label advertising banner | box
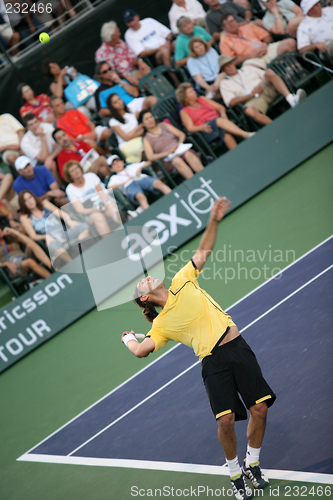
[0,273,95,373]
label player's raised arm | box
[192,197,231,272]
[121,331,155,358]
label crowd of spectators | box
[0,0,332,292]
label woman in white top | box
[187,38,225,99]
[107,93,144,163]
[63,161,120,238]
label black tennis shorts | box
[202,335,276,421]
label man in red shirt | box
[52,129,109,180]
[50,96,111,154]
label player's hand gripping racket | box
[122,331,146,343]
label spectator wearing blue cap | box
[123,9,178,84]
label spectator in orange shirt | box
[50,96,111,154]
[219,13,296,69]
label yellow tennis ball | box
[39,32,50,44]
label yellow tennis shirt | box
[146,261,236,361]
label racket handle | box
[135,333,146,339]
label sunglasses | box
[99,67,112,75]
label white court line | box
[17,454,333,485]
[241,264,333,333]
[18,261,333,482]
[18,235,333,480]
[19,235,333,457]
[68,361,201,457]
[226,234,333,311]
[20,342,181,456]
[66,263,332,457]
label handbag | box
[64,74,100,107]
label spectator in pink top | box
[176,83,254,150]
[95,21,151,88]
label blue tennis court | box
[19,237,333,484]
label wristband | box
[122,333,138,347]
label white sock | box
[245,444,261,468]
[285,93,296,107]
[226,456,242,479]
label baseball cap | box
[219,54,237,69]
[107,155,121,166]
[123,9,138,23]
[15,156,31,171]
[300,0,320,14]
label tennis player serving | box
[122,197,275,500]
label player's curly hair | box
[133,285,159,323]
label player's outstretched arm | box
[121,331,155,358]
[192,197,231,272]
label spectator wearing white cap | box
[13,156,67,207]
[297,0,333,55]
[260,0,304,38]
[218,54,306,125]
[107,155,171,211]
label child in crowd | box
[106,155,171,211]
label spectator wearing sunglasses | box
[94,61,157,119]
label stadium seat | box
[151,92,217,161]
[139,65,182,98]
[106,133,126,160]
[267,52,324,94]
[302,50,333,80]
[0,267,27,298]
